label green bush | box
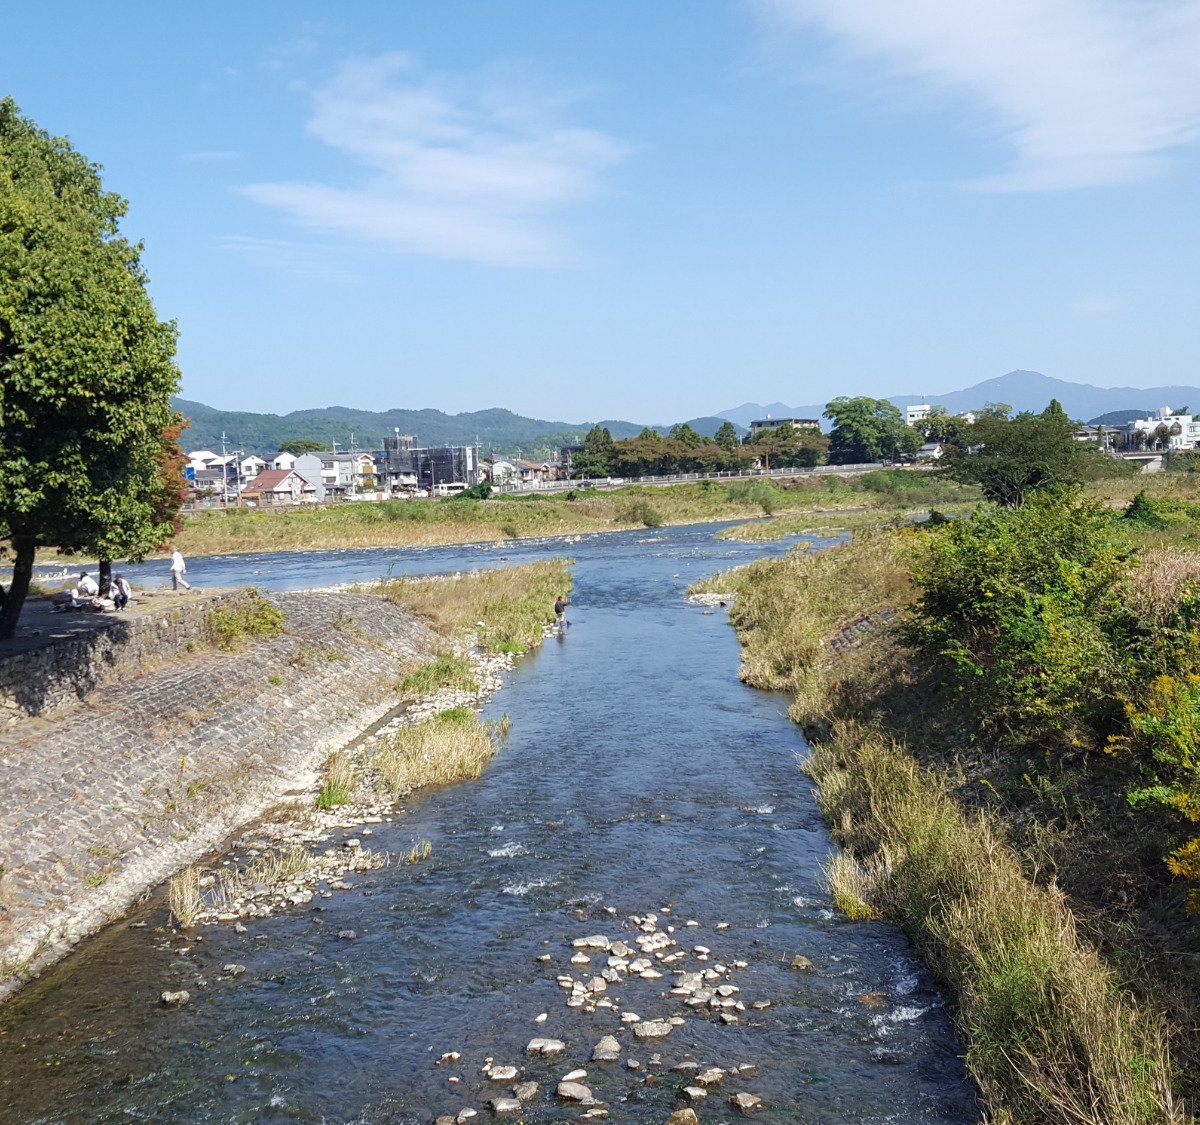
[617,499,663,528]
[905,490,1133,743]
[726,479,781,515]
[206,590,285,650]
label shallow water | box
[2,525,978,1123]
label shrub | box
[205,590,285,650]
[905,490,1132,743]
[617,499,663,528]
[1124,491,1169,528]
[727,479,781,515]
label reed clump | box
[316,750,356,810]
[373,709,502,796]
[168,865,202,928]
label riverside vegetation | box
[693,485,1200,1123]
[166,559,568,930]
[170,473,982,557]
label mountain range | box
[174,370,1196,457]
[173,398,736,458]
[717,370,1198,429]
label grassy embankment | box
[170,472,981,557]
[693,501,1198,1123]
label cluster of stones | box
[430,911,772,1122]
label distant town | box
[182,398,1196,508]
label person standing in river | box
[554,594,569,627]
[169,548,191,591]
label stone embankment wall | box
[0,592,255,723]
[0,591,441,1003]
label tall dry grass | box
[693,529,917,696]
[367,559,572,655]
[373,710,501,796]
[168,865,202,928]
[809,722,1185,1125]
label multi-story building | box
[373,432,480,494]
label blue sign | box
[184,466,196,481]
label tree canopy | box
[940,405,1114,507]
[278,439,331,455]
[0,99,182,637]
[824,396,919,464]
[571,425,617,478]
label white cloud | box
[240,53,626,266]
[755,0,1200,190]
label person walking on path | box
[169,548,191,591]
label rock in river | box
[557,1080,592,1101]
[159,990,189,1007]
[591,1035,621,1061]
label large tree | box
[824,396,919,464]
[571,425,616,478]
[0,99,182,637]
[940,405,1103,507]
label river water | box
[3,525,978,1123]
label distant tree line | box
[570,422,830,478]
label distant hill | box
[720,371,1200,428]
[173,399,742,457]
[1089,409,1152,427]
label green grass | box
[399,652,478,696]
[205,590,285,650]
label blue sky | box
[6,1,1200,423]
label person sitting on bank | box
[77,571,98,598]
[113,574,132,611]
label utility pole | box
[220,431,228,511]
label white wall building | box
[905,404,932,426]
[1121,407,1200,450]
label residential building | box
[747,417,820,436]
[238,468,319,505]
[240,455,267,480]
[905,404,932,426]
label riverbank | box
[0,561,571,1003]
[163,473,977,558]
[694,524,1195,1123]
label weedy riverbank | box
[167,473,980,558]
[694,508,1198,1123]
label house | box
[238,468,319,505]
[240,455,267,480]
[905,405,932,426]
[916,442,944,461]
[293,452,377,498]
[270,451,297,472]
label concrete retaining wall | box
[0,590,441,1002]
[0,592,256,723]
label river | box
[3,524,978,1122]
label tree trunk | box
[99,558,112,593]
[0,536,37,640]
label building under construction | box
[374,432,480,493]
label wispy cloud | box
[754,0,1200,190]
[220,235,360,284]
[240,53,626,266]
